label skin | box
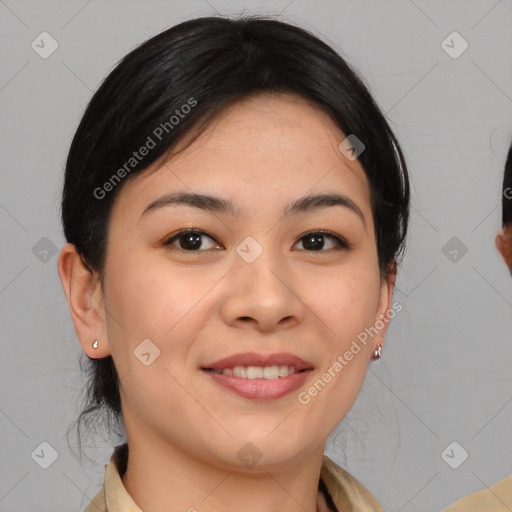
[495,225,512,271]
[58,92,395,512]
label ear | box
[57,243,111,358]
[373,261,397,353]
[495,228,512,271]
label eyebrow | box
[140,191,366,227]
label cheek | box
[102,256,210,414]
[295,276,380,440]
[302,269,380,421]
[103,253,222,361]
[304,263,381,350]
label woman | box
[57,15,409,512]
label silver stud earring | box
[92,340,98,349]
[373,343,382,359]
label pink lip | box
[201,352,313,371]
[203,369,313,401]
[201,352,314,401]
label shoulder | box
[443,473,512,511]
[320,455,384,511]
[83,487,106,512]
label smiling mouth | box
[202,365,311,380]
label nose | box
[220,249,306,333]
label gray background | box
[1,0,511,511]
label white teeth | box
[210,365,298,379]
[263,365,279,380]
[278,365,288,377]
[246,366,263,379]
[233,366,246,378]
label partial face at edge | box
[496,225,512,272]
[95,92,395,468]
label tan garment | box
[443,473,512,511]
[84,443,384,512]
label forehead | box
[112,92,372,222]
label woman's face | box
[90,92,393,468]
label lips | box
[201,352,314,401]
[201,352,314,371]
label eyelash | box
[162,229,350,253]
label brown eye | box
[163,229,221,252]
[295,231,349,251]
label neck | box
[120,431,327,512]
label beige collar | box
[85,443,384,512]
